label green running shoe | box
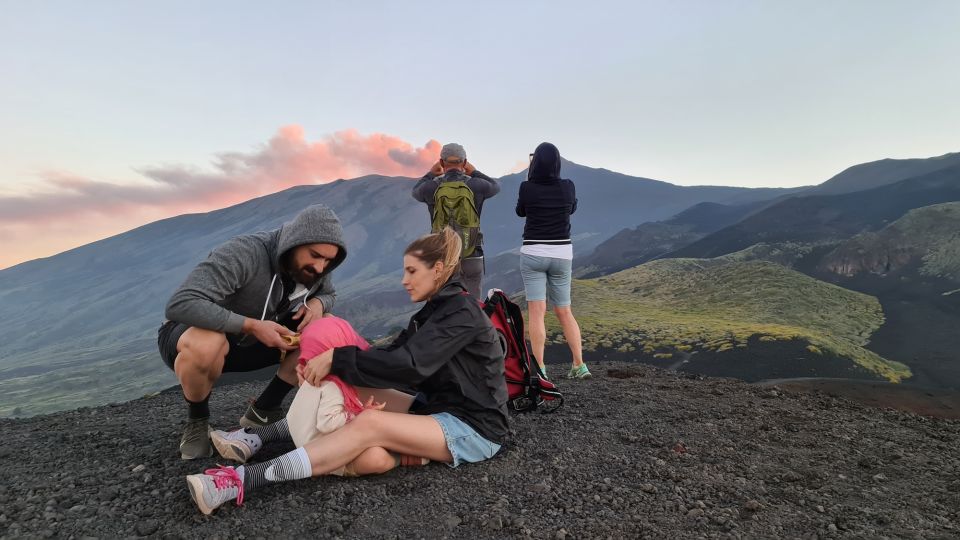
[567,363,592,380]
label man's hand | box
[429,160,444,176]
[243,318,297,350]
[299,348,334,387]
[463,160,476,175]
[292,297,324,331]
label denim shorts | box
[520,254,573,306]
[430,412,501,468]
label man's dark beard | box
[281,252,319,286]
[297,266,319,285]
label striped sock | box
[244,417,291,444]
[240,447,312,492]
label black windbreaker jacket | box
[330,280,510,444]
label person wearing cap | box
[158,205,348,459]
[412,142,500,297]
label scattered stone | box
[0,361,957,539]
[135,520,159,536]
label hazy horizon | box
[2,1,959,268]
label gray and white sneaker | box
[210,428,260,464]
[186,465,244,515]
[180,418,213,460]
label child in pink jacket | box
[210,316,376,467]
[286,315,370,447]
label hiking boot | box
[210,428,259,464]
[185,465,244,515]
[180,418,213,460]
[567,363,592,380]
[239,403,284,428]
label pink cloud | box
[0,127,441,269]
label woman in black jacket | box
[516,142,590,380]
[185,228,509,515]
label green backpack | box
[431,180,481,258]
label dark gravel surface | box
[2,362,959,539]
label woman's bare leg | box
[554,305,583,367]
[527,300,548,369]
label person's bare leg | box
[342,447,399,476]
[174,327,228,401]
[553,305,583,367]
[301,409,451,475]
[527,300,548,369]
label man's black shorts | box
[157,320,286,373]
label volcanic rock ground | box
[1,362,958,539]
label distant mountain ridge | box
[575,201,765,278]
[0,160,799,417]
[809,152,960,196]
[667,162,960,260]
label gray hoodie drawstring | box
[260,274,279,321]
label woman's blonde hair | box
[404,227,462,294]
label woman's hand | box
[292,297,324,332]
[298,348,334,387]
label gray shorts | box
[520,254,573,306]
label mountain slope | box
[809,152,960,195]
[0,164,800,417]
[544,258,909,383]
[482,160,804,257]
[818,202,960,281]
[574,200,766,278]
[669,162,960,260]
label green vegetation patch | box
[544,258,910,382]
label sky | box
[1,1,959,269]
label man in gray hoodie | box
[158,205,347,459]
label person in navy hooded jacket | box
[516,142,590,380]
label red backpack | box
[482,289,563,412]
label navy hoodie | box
[515,142,578,244]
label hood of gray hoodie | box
[275,204,348,276]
